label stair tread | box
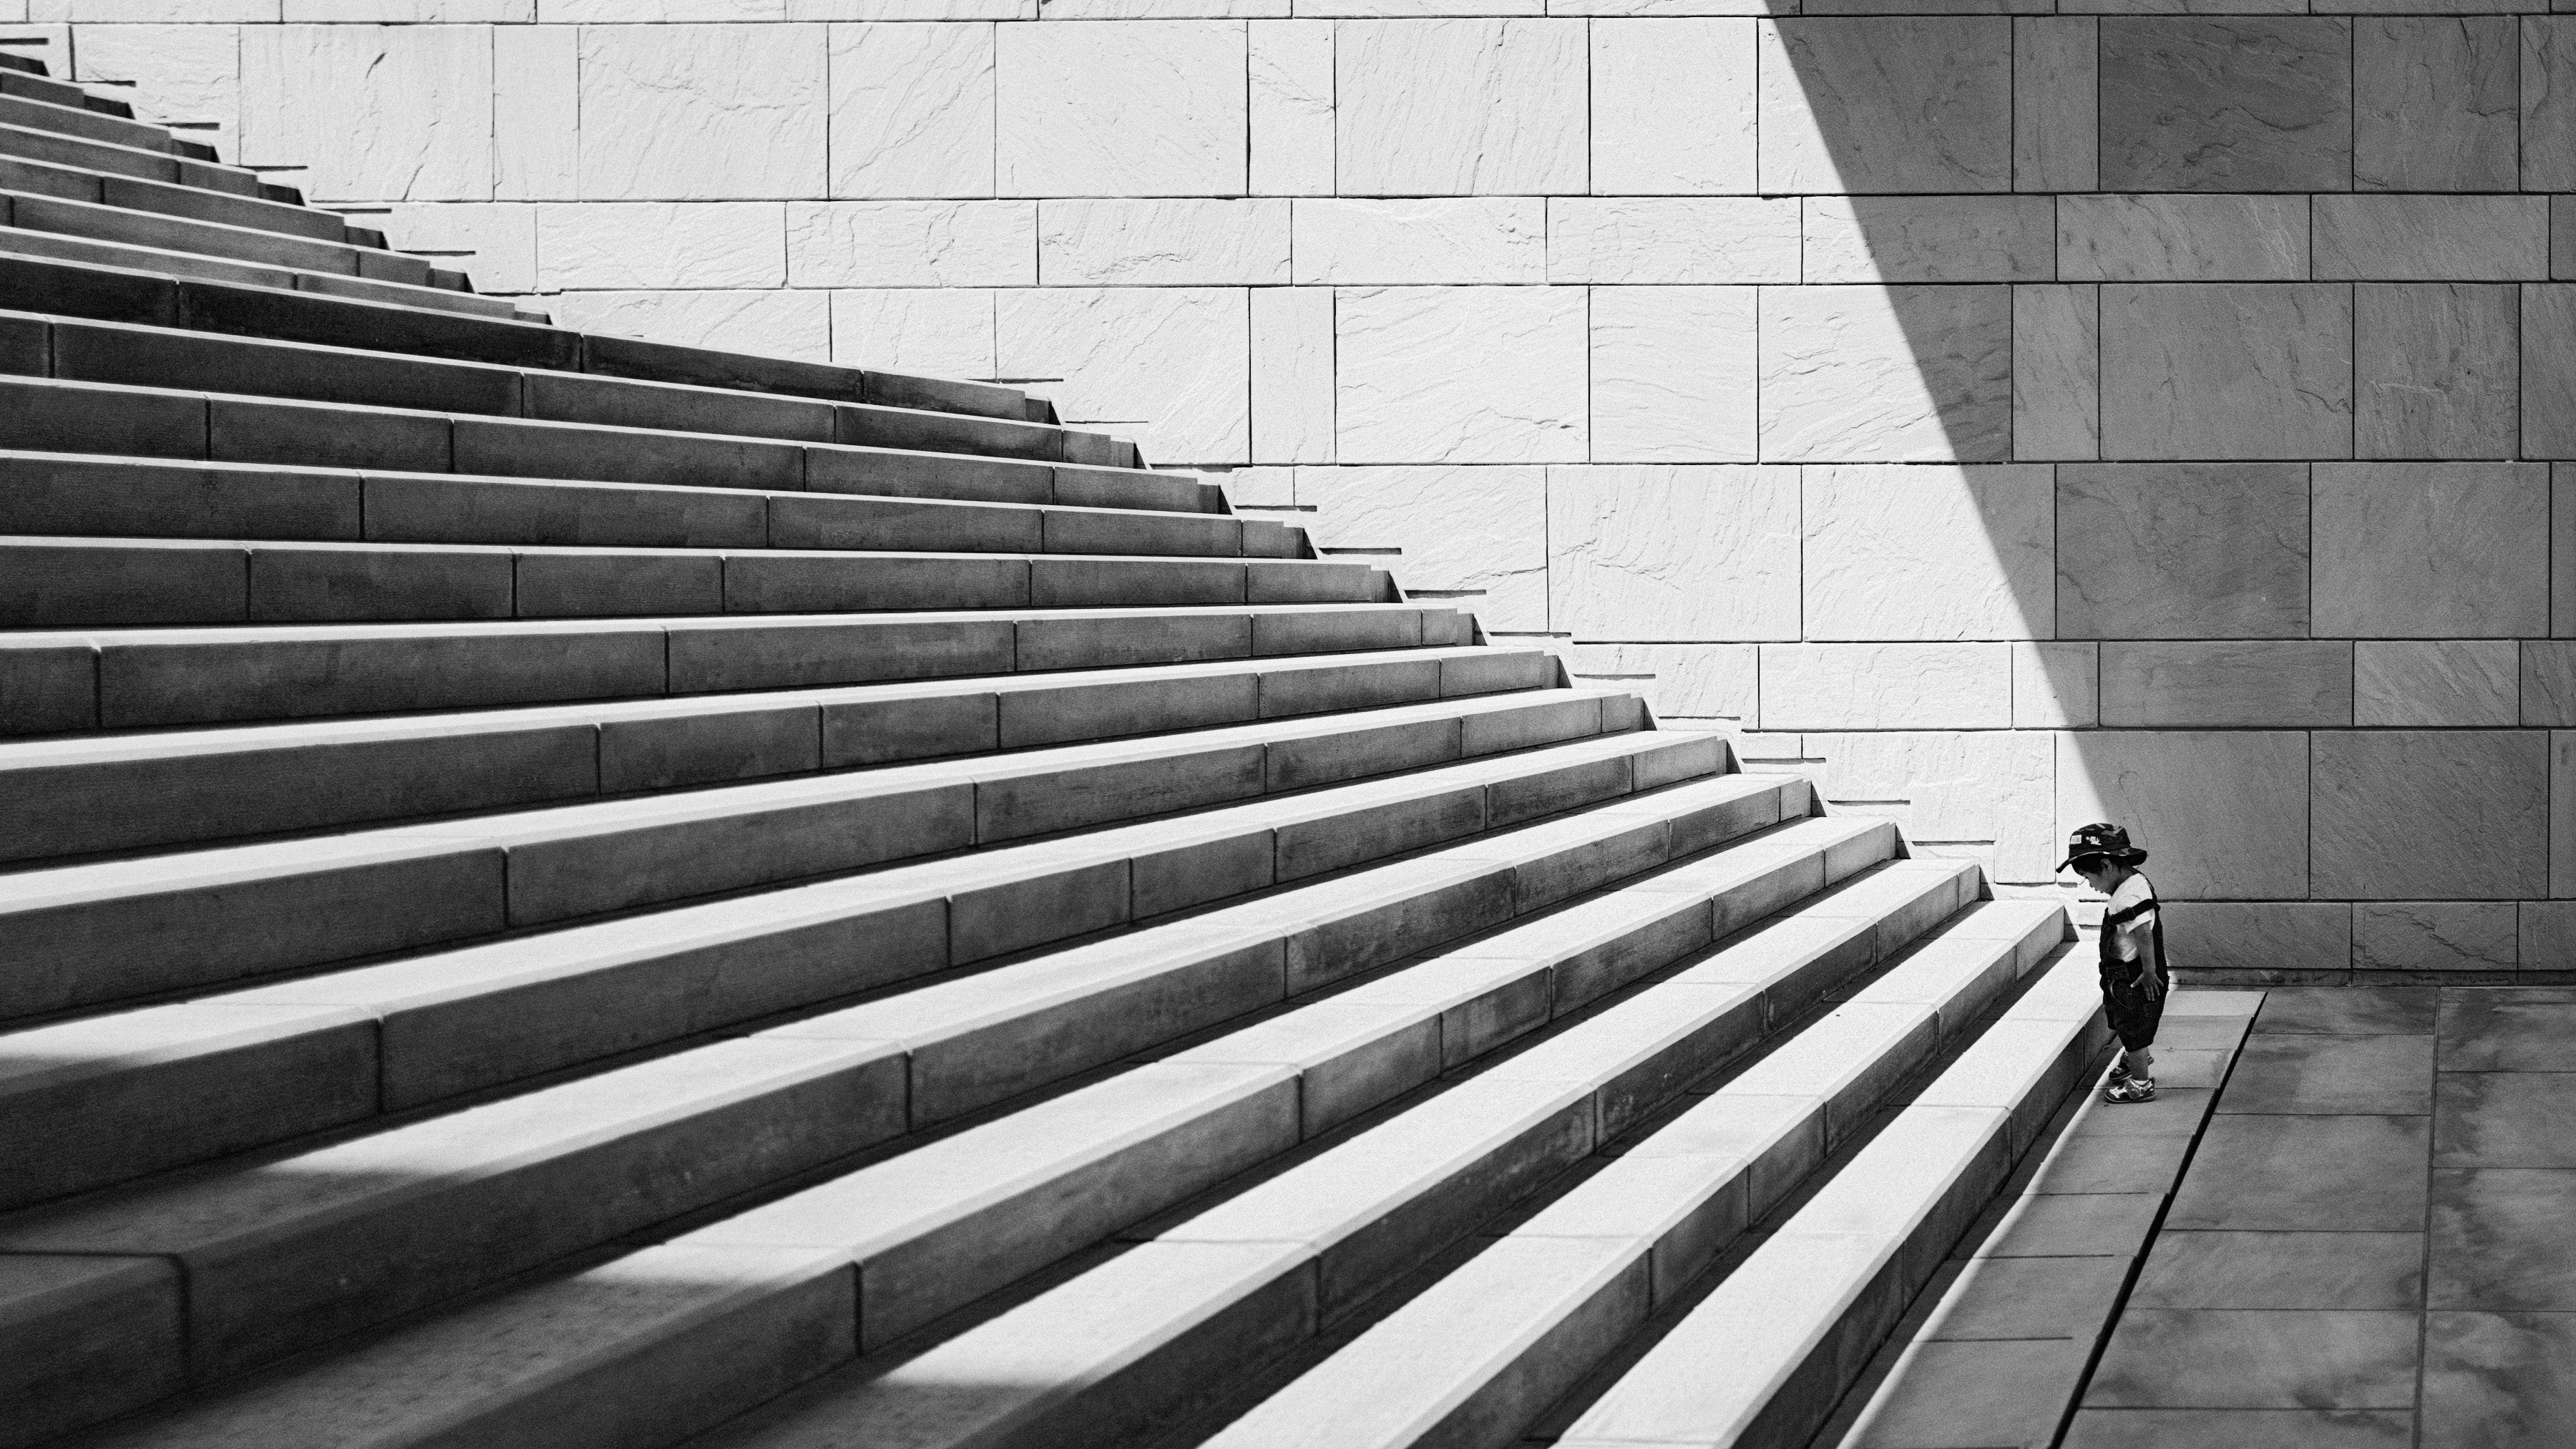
[1,186,410,280]
[0,119,262,195]
[0,232,512,318]
[0,147,349,241]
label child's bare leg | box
[2122,1046,2155,1078]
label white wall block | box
[1757,19,2012,195]
[2014,284,2099,463]
[1546,464,1801,641]
[831,288,995,379]
[1802,464,2054,641]
[784,201,1032,288]
[493,24,576,200]
[1589,19,1754,196]
[1561,643,1757,721]
[542,0,776,19]
[1761,644,2011,731]
[1252,286,1334,464]
[1297,467,1546,631]
[791,0,1026,17]
[2014,641,2099,728]
[72,23,240,155]
[1759,286,2012,463]
[828,22,994,200]
[538,203,786,291]
[1802,196,2054,284]
[997,21,1246,198]
[1588,286,1757,464]
[1807,729,2056,884]
[1292,199,1543,286]
[576,24,826,200]
[1335,19,1585,197]
[998,288,1249,464]
[1249,20,1332,196]
[1038,200,1288,286]
[388,203,537,293]
[240,24,492,202]
[548,288,833,362]
[1336,286,1586,464]
[1546,197,1797,285]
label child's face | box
[2074,859,2112,891]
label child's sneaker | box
[2104,1075,2156,1104]
[2107,1060,2131,1083]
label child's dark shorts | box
[2100,965,2166,1052]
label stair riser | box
[1,190,421,283]
[0,122,261,196]
[0,153,348,241]
[0,94,182,157]
[0,697,1629,1023]
[4,604,1458,736]
[0,652,1535,864]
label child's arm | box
[2104,899,2163,998]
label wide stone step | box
[4,600,1455,738]
[0,763,1793,1221]
[0,536,1380,628]
[0,250,1053,426]
[0,375,1198,510]
[675,859,1996,1449]
[2,314,1124,463]
[0,152,351,242]
[0,120,263,197]
[0,688,1654,1022]
[0,92,193,160]
[0,188,419,283]
[0,231,514,320]
[23,783,1854,1448]
[1197,899,2074,1449]
[0,66,97,112]
[1552,947,2107,1449]
[0,645,1533,863]
[0,452,1291,557]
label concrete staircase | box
[0,59,2109,1449]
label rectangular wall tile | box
[1336,19,1585,197]
[2015,285,2100,462]
[2059,731,2309,899]
[77,21,243,159]
[2100,284,2352,462]
[2315,196,2550,282]
[997,287,1249,464]
[1297,467,1546,632]
[1296,199,1544,286]
[575,24,825,201]
[2557,198,2575,282]
[1546,197,1797,284]
[784,200,1031,288]
[550,288,831,361]
[2356,641,2519,727]
[388,202,536,293]
[2529,287,2576,461]
[2165,902,2351,980]
[544,202,788,290]
[2556,731,2576,900]
[2099,19,2351,193]
[1814,730,2057,883]
[1337,286,1586,464]
[997,21,1246,198]
[2355,18,2517,193]
[2057,463,2310,640]
[2101,641,2353,728]
[1802,196,2054,284]
[1546,464,1801,641]
[2356,285,2520,462]
[1251,286,1333,464]
[1802,464,2055,641]
[2525,643,2576,727]
[1759,285,2013,463]
[1249,19,1331,197]
[1589,286,1757,464]
[2016,642,2099,728]
[2315,463,2549,638]
[1559,643,1757,723]
[1760,643,2012,731]
[1757,18,2011,195]
[242,22,494,202]
[831,288,995,379]
[2313,731,2548,900]
[2014,17,2097,194]
[2528,19,2576,194]
[829,22,994,200]
[1590,18,1754,196]
[1040,199,1289,286]
[2558,466,2576,638]
[2355,903,2518,975]
[2058,195,2309,283]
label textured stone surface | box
[1591,18,1754,195]
[1760,644,2010,731]
[388,202,537,293]
[2354,18,2517,192]
[1809,729,2054,882]
[2057,731,2308,899]
[1298,467,1546,631]
[1038,200,1287,286]
[1759,286,2011,463]
[828,22,993,200]
[1335,19,1584,196]
[997,287,1249,463]
[2164,902,2350,978]
[1559,643,1755,721]
[2015,643,2099,729]
[1249,19,1330,196]
[2014,283,2099,462]
[2519,643,2576,728]
[2057,464,2309,640]
[2311,731,2548,900]
[1802,197,2053,285]
[73,21,240,155]
[2526,287,2576,462]
[2354,642,2519,728]
[2526,19,2576,194]
[997,21,1245,197]
[2099,285,2352,462]
[536,203,786,292]
[779,201,1032,288]
[2099,19,2351,193]
[1800,464,2053,641]
[830,288,994,379]
[1250,286,1332,464]
[1295,200,1543,286]
[2354,286,2520,461]
[1587,286,1757,464]
[2317,197,2548,282]
[549,289,831,361]
[2099,643,2352,728]
[2353,904,2519,975]
[1756,19,2010,195]
[1336,287,1584,465]
[2058,195,2306,283]
[2312,464,2548,639]
[1546,465,1800,641]
[240,23,493,202]
[1545,198,1796,285]
[494,21,575,199]
[575,24,826,200]
[2014,16,2097,194]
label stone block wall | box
[10,2,2574,980]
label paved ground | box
[2068,985,2576,1448]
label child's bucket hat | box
[2058,821,2148,871]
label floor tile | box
[2429,1168,2576,1309]
[2165,1116,2429,1231]
[2217,1035,2433,1116]
[2434,1073,2576,1169]
[2026,1133,2193,1196]
[2148,1018,2253,1052]
[2255,987,2438,1035]
[2144,1047,2233,1091]
[2062,1407,2412,1448]
[2083,1309,2420,1409]
[2438,997,2576,1070]
[2127,1231,2423,1311]
[2421,1310,2576,1449]
[1848,1337,2093,1449]
[2165,989,2268,1019]
[2067,1087,2212,1139]
[1921,1254,2129,1341]
[1971,1194,2162,1259]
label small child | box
[2059,823,2166,1104]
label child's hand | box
[2134,966,2162,1001]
